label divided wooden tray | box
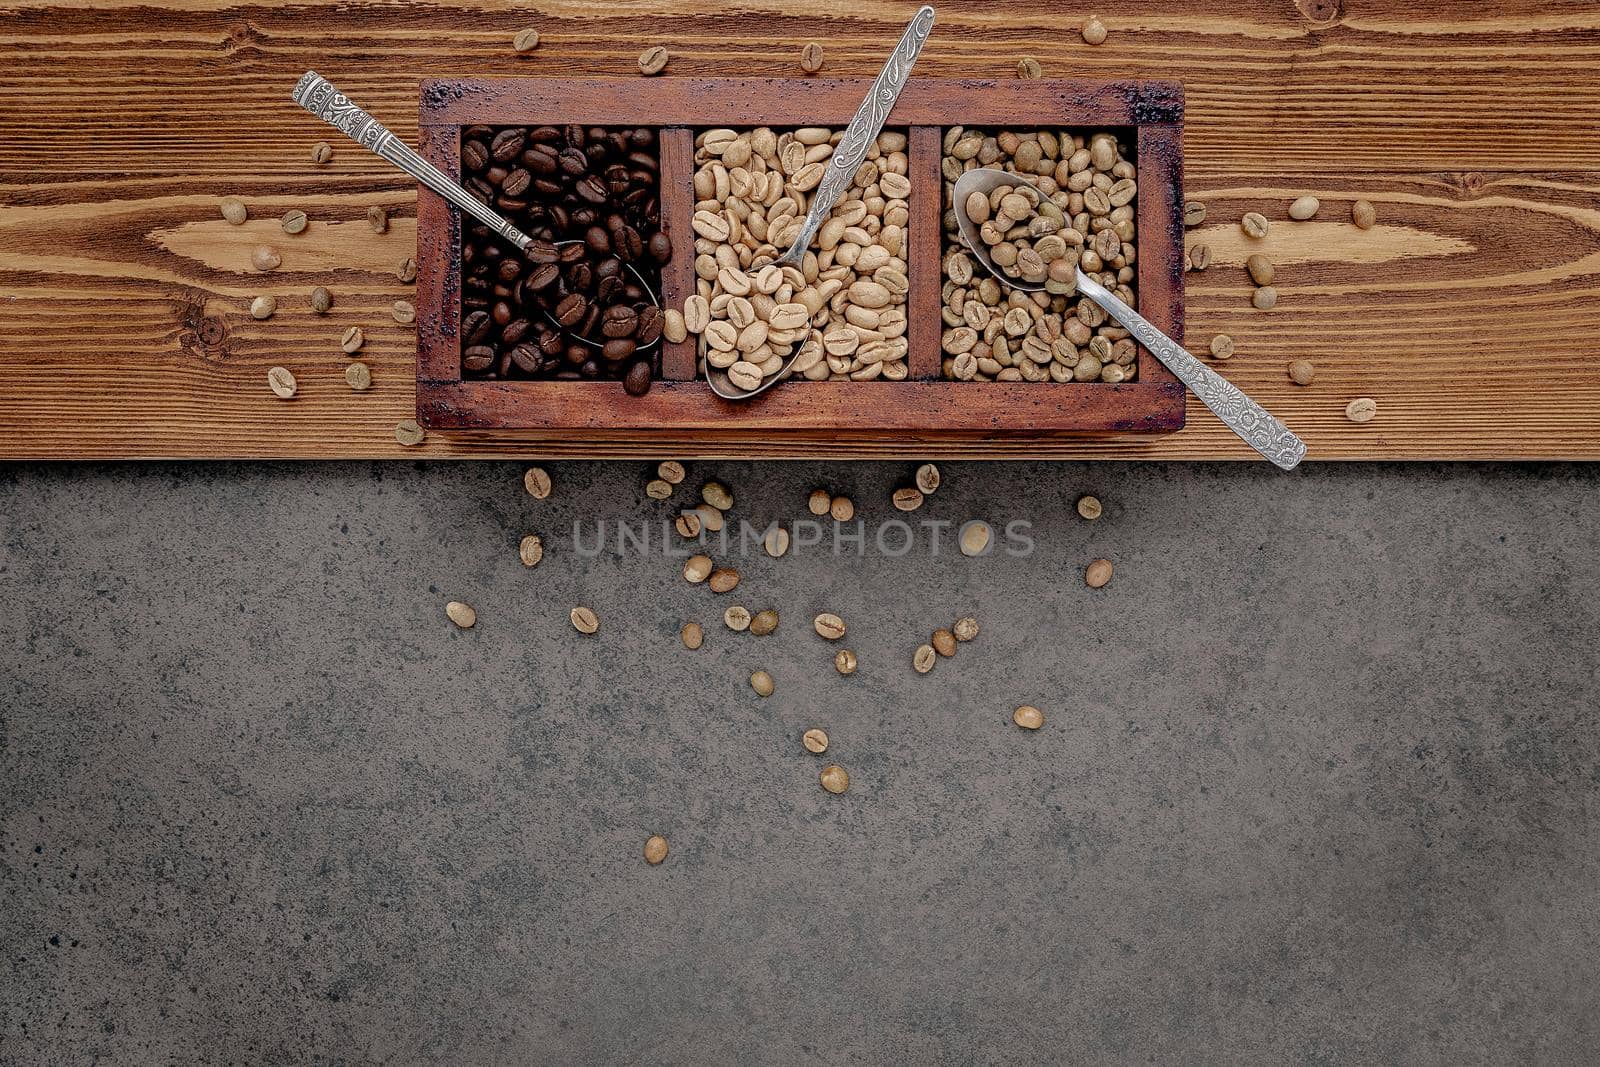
[414,77,1186,444]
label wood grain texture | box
[3,0,1600,459]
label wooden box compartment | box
[415,78,1186,444]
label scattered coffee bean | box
[311,141,333,165]
[724,605,752,632]
[915,463,941,494]
[834,649,858,675]
[658,460,685,484]
[1209,334,1234,360]
[1188,243,1212,271]
[340,326,364,354]
[645,478,672,500]
[693,504,725,533]
[685,554,712,582]
[803,728,829,754]
[675,512,702,539]
[959,521,991,556]
[701,481,733,510]
[1013,705,1044,730]
[249,295,277,320]
[513,27,541,53]
[1289,195,1320,220]
[800,42,824,72]
[395,419,425,446]
[1352,199,1377,229]
[524,466,552,498]
[445,601,476,628]
[570,606,600,634]
[764,527,789,557]
[1346,397,1378,423]
[267,366,296,399]
[1252,286,1278,310]
[681,621,704,649]
[814,613,846,640]
[708,567,740,593]
[1085,558,1113,588]
[829,496,854,522]
[519,534,543,566]
[1245,254,1275,286]
[1081,15,1107,44]
[913,644,937,674]
[1287,359,1316,386]
[1017,56,1042,79]
[664,309,687,343]
[953,616,979,642]
[643,835,668,865]
[368,206,388,233]
[1077,495,1102,520]
[281,209,308,235]
[931,628,957,657]
[1183,200,1206,227]
[251,246,281,271]
[1241,212,1269,239]
[397,257,417,283]
[310,286,333,314]
[345,362,372,391]
[221,198,248,225]
[892,487,924,511]
[750,609,779,636]
[750,670,774,697]
[639,45,669,75]
[392,300,416,325]
[808,489,833,516]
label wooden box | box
[414,78,1186,448]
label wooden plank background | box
[2,0,1598,460]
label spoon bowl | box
[541,240,661,353]
[950,168,1047,292]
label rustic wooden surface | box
[2,0,1599,460]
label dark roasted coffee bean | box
[575,175,608,203]
[648,232,672,262]
[596,275,623,303]
[501,318,531,345]
[623,359,653,395]
[603,337,637,362]
[566,262,593,292]
[558,147,588,176]
[585,226,611,254]
[564,343,588,367]
[502,169,532,197]
[523,144,559,174]
[577,305,601,338]
[602,305,638,338]
[464,310,492,345]
[527,262,560,290]
[636,305,663,345]
[617,225,643,261]
[595,256,622,281]
[463,346,495,372]
[510,344,543,373]
[533,178,562,198]
[525,239,559,264]
[558,242,586,264]
[555,292,587,327]
[492,301,513,326]
[565,123,587,148]
[462,140,490,171]
[498,257,524,283]
[491,129,526,162]
[579,358,601,379]
[530,125,562,144]
[629,127,655,149]
[486,164,509,186]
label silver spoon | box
[707,5,936,400]
[952,167,1306,470]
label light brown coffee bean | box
[701,481,733,510]
[1241,212,1269,239]
[251,246,281,271]
[954,616,979,642]
[1346,397,1378,423]
[694,504,724,533]
[1085,558,1113,588]
[639,45,669,75]
[834,649,857,675]
[959,521,992,556]
[249,295,277,320]
[1287,359,1316,386]
[392,300,416,325]
[800,42,824,72]
[267,366,297,399]
[524,466,552,498]
[1252,286,1278,310]
[684,554,713,583]
[1289,195,1320,220]
[829,496,854,522]
[1210,334,1235,360]
[892,487,924,511]
[310,141,334,165]
[445,600,476,628]
[1081,15,1107,44]
[643,835,668,865]
[675,512,702,539]
[750,670,774,697]
[1352,199,1377,229]
[1188,243,1212,271]
[808,489,832,515]
[803,728,829,754]
[658,460,686,484]
[750,609,779,636]
[513,27,540,53]
[724,606,752,632]
[367,205,388,233]
[913,644,937,674]
[1017,56,1043,79]
[570,606,600,634]
[1183,201,1206,227]
[281,209,308,235]
[221,197,248,225]
[1013,705,1044,730]
[340,326,364,354]
[931,628,957,657]
[519,534,543,567]
[397,257,417,283]
[820,765,849,794]
[1077,495,1103,520]
[814,613,846,640]
[395,419,425,446]
[708,567,740,593]
[310,286,333,314]
[663,309,687,343]
[645,479,673,500]
[915,463,941,494]
[681,621,704,649]
[345,362,372,391]
[764,527,789,557]
[1245,254,1275,286]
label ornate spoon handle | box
[290,71,534,252]
[776,6,935,263]
[1076,270,1307,470]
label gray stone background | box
[2,460,1597,1065]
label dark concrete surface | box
[2,460,1598,1065]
